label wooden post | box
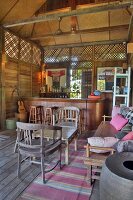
[0,29,7,129]
[17,38,21,98]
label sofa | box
[84,106,133,184]
[95,106,133,137]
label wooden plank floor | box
[0,129,98,200]
[0,129,41,200]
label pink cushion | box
[122,131,133,141]
[87,137,119,153]
[110,114,128,131]
[111,106,120,117]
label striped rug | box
[18,139,93,200]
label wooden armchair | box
[84,143,115,184]
[16,122,63,183]
[102,115,112,122]
[53,106,81,133]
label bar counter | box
[23,97,105,132]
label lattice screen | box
[44,48,69,63]
[44,43,127,68]
[72,46,93,61]
[4,29,42,66]
[5,31,19,59]
[94,43,127,60]
[33,46,41,66]
[44,43,127,67]
[20,39,32,63]
[0,28,3,60]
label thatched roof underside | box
[0,0,133,47]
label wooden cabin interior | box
[0,0,133,200]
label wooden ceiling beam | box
[29,25,128,40]
[3,1,132,28]
[128,13,133,41]
[42,39,127,49]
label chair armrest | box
[84,144,115,157]
[102,115,112,121]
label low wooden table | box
[84,144,115,184]
[34,126,78,165]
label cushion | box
[122,131,133,141]
[110,114,128,131]
[114,140,133,153]
[114,131,128,139]
[87,137,119,153]
[126,109,133,124]
[120,106,130,118]
[111,106,120,118]
[121,123,132,132]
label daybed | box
[84,106,133,184]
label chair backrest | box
[58,106,80,128]
[16,122,62,155]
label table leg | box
[74,136,78,151]
[65,141,69,165]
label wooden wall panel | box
[19,63,32,97]
[3,60,41,121]
[5,61,18,118]
[20,74,31,97]
[20,63,31,75]
[32,66,41,97]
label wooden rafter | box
[3,1,132,28]
[43,39,127,49]
[31,23,36,37]
[128,13,133,41]
[29,25,128,40]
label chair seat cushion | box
[87,137,119,153]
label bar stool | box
[29,106,43,123]
[43,107,53,125]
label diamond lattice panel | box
[57,48,69,62]
[5,31,19,59]
[33,46,41,66]
[0,28,2,60]
[94,43,127,60]
[20,39,32,63]
[44,49,61,63]
[72,46,93,61]
[44,48,69,63]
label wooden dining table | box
[34,126,78,165]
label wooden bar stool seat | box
[29,106,43,123]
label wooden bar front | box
[23,98,105,132]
